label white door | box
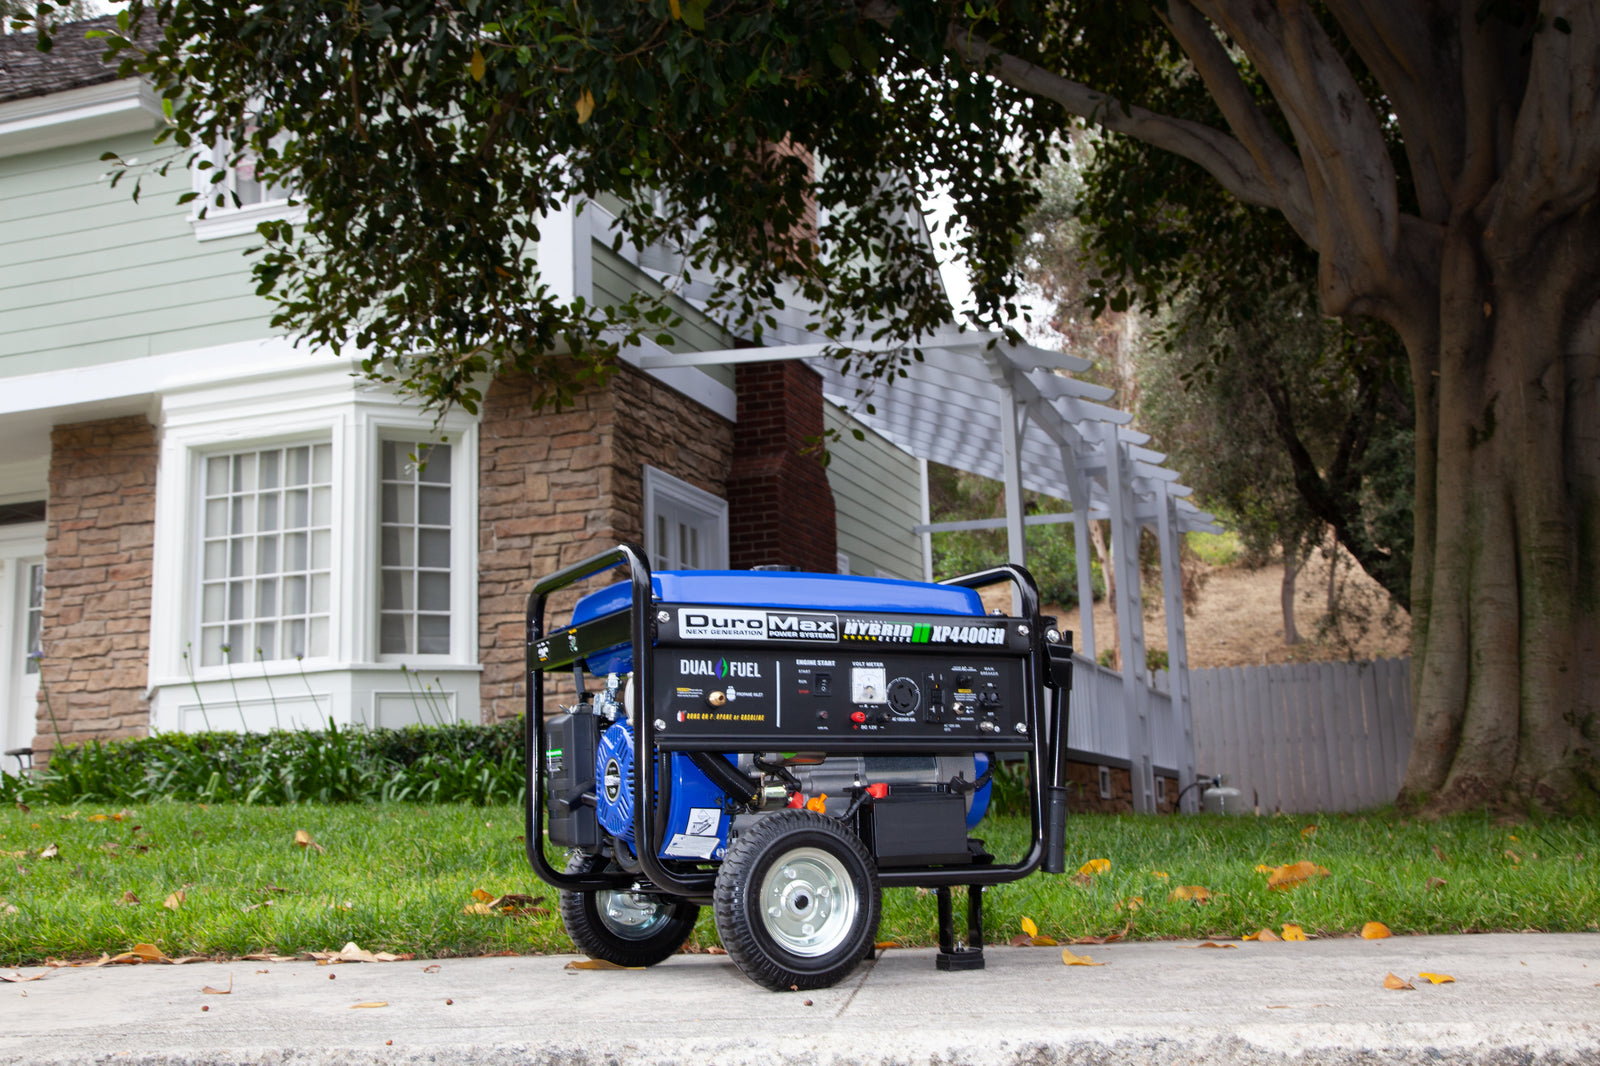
[1,527,45,762]
[643,467,727,571]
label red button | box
[850,711,867,724]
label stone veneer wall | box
[726,361,837,572]
[34,415,159,757]
[477,364,734,722]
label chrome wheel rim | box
[757,846,858,958]
[596,888,672,940]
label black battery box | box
[544,711,599,848]
[862,790,971,867]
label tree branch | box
[937,21,1291,220]
[1193,0,1401,312]
[1157,0,1318,245]
[1319,0,1464,224]
[1489,1,1600,243]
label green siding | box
[825,404,922,579]
[591,246,735,391]
[0,129,276,378]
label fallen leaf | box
[565,958,644,970]
[1245,928,1281,941]
[14,802,28,813]
[1281,924,1308,941]
[1117,896,1143,912]
[0,971,45,983]
[1383,972,1415,990]
[1008,933,1034,947]
[350,1001,389,1009]
[1361,921,1392,939]
[1070,932,1123,945]
[1504,849,1522,864]
[1302,825,1317,837]
[1078,858,1111,876]
[1021,916,1039,938]
[1266,861,1330,890]
[109,943,171,964]
[1417,972,1456,985]
[489,893,548,917]
[471,888,495,903]
[241,900,273,913]
[243,953,297,962]
[263,884,291,894]
[116,891,139,906]
[308,942,408,964]
[1169,885,1211,902]
[293,830,325,853]
[1254,864,1274,873]
[1182,941,1236,949]
[1151,871,1169,879]
[164,890,186,911]
[463,902,496,916]
[1432,845,1449,863]
[422,964,441,974]
[706,946,727,955]
[873,941,897,951]
[201,975,233,995]
[38,844,59,861]
[1426,877,1448,890]
[1031,935,1059,946]
[1061,947,1106,967]
[114,810,131,822]
[89,814,108,823]
[1071,873,1093,886]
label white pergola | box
[633,329,1220,813]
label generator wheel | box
[560,852,699,967]
[713,810,880,991]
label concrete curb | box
[4,933,1598,1064]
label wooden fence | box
[1188,658,1412,813]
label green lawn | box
[2,802,1596,966]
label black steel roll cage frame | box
[523,544,1071,901]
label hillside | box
[1044,545,1410,669]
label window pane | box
[379,614,408,655]
[418,486,449,526]
[379,439,453,657]
[418,571,449,611]
[417,615,450,655]
[418,529,450,569]
[24,563,43,675]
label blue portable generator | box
[525,545,1073,991]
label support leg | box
[935,886,986,971]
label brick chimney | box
[727,361,837,572]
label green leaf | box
[681,0,708,31]
[827,42,852,71]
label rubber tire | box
[559,852,700,967]
[713,810,881,991]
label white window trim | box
[147,359,479,732]
[642,466,728,570]
[369,428,478,665]
[1098,765,1113,800]
[188,433,336,670]
[188,123,305,242]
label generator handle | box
[523,544,654,894]
[941,563,1055,877]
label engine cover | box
[594,722,635,842]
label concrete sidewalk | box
[3,933,1597,1065]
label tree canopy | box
[65,0,1600,813]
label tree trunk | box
[1281,539,1301,646]
[1089,518,1118,669]
[1400,212,1600,814]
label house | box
[0,18,921,760]
[1,18,1217,814]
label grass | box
[1187,529,1244,567]
[2,803,1596,966]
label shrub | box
[0,719,528,807]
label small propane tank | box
[1202,781,1245,815]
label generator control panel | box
[648,604,1034,751]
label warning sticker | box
[662,834,721,860]
[685,807,721,837]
